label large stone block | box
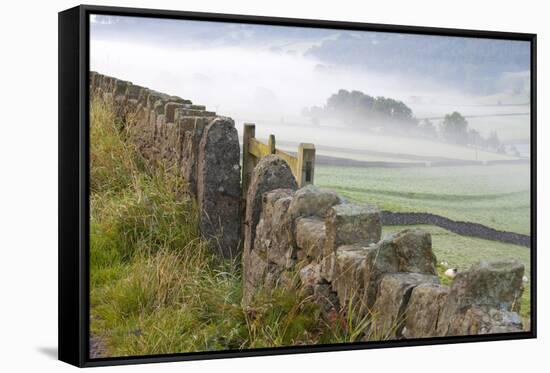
[359,229,438,312]
[332,245,371,315]
[164,102,186,123]
[369,273,439,339]
[147,92,165,111]
[253,189,296,268]
[436,259,525,336]
[196,117,241,259]
[453,259,524,311]
[113,79,130,97]
[242,248,269,306]
[324,203,381,258]
[444,306,523,336]
[403,283,450,339]
[288,185,341,219]
[392,229,437,275]
[295,217,326,259]
[243,155,298,255]
[126,84,143,100]
[362,239,400,310]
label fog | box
[90,16,531,163]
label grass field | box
[316,164,531,235]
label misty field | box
[256,124,524,165]
[316,163,531,235]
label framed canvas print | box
[58,5,537,367]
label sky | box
[90,15,531,145]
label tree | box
[509,144,520,157]
[467,128,482,146]
[420,119,437,138]
[440,111,468,144]
[320,89,416,129]
[302,106,322,126]
[486,130,501,149]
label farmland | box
[316,163,531,235]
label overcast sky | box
[90,15,531,141]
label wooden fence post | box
[296,143,316,187]
[268,134,276,154]
[242,123,256,200]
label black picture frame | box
[59,4,537,368]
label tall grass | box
[90,98,377,357]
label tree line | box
[302,89,517,155]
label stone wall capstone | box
[196,117,242,258]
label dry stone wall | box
[242,157,527,340]
[90,72,241,258]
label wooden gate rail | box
[241,123,315,200]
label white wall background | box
[0,0,546,371]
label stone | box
[131,105,156,161]
[253,189,296,268]
[295,217,326,259]
[241,181,297,307]
[362,239,400,310]
[332,245,369,313]
[242,248,274,306]
[243,155,298,255]
[444,306,523,336]
[436,259,525,336]
[299,263,322,296]
[168,95,192,105]
[320,252,336,283]
[324,203,381,258]
[196,117,241,259]
[114,79,130,97]
[313,283,340,317]
[403,283,450,338]
[288,185,341,219]
[370,273,439,339]
[242,238,294,306]
[180,117,210,196]
[164,102,185,123]
[102,76,115,93]
[147,92,164,111]
[126,84,143,100]
[392,229,437,275]
[137,88,150,107]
